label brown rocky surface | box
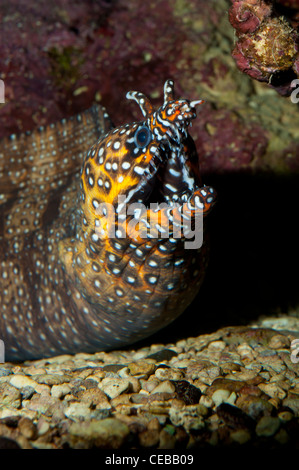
[0,321,298,449]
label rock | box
[24,367,47,376]
[76,388,111,410]
[30,374,71,385]
[278,410,294,422]
[158,428,176,449]
[148,392,175,403]
[172,381,202,405]
[188,364,222,385]
[236,396,274,420]
[147,349,178,362]
[23,394,60,416]
[207,341,226,351]
[274,428,289,445]
[37,419,50,437]
[199,396,214,409]
[128,361,156,377]
[255,416,281,437]
[216,403,255,431]
[155,367,184,381]
[219,362,241,374]
[239,384,263,397]
[51,384,72,398]
[230,429,251,445]
[118,369,141,392]
[18,417,37,440]
[140,378,160,393]
[258,382,287,400]
[139,429,160,447]
[268,334,290,349]
[9,375,49,395]
[68,418,130,449]
[20,386,36,400]
[169,406,205,432]
[207,378,246,396]
[0,383,21,408]
[64,402,94,420]
[98,378,131,399]
[211,389,231,407]
[236,343,255,362]
[101,364,127,373]
[151,381,176,394]
[9,375,38,390]
[282,393,299,415]
[0,368,12,377]
[130,393,149,405]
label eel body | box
[0,80,215,361]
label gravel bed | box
[0,324,298,449]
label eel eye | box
[134,126,152,148]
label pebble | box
[30,374,71,385]
[65,402,94,420]
[268,334,290,349]
[255,416,281,437]
[138,429,160,447]
[187,365,221,384]
[155,367,184,381]
[0,368,12,377]
[68,418,130,449]
[151,380,176,394]
[159,428,177,449]
[146,349,178,362]
[37,419,50,437]
[216,403,255,430]
[21,386,36,400]
[282,393,299,414]
[77,388,111,409]
[128,361,156,377]
[207,341,226,351]
[236,396,274,420]
[230,429,251,444]
[51,384,72,398]
[0,324,297,449]
[18,417,37,440]
[140,378,160,393]
[211,389,231,407]
[258,382,287,400]
[0,383,21,408]
[169,407,205,432]
[23,394,60,415]
[207,378,246,395]
[172,380,202,405]
[98,378,131,399]
[10,375,39,390]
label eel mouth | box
[131,134,199,210]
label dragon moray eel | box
[0,80,216,361]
